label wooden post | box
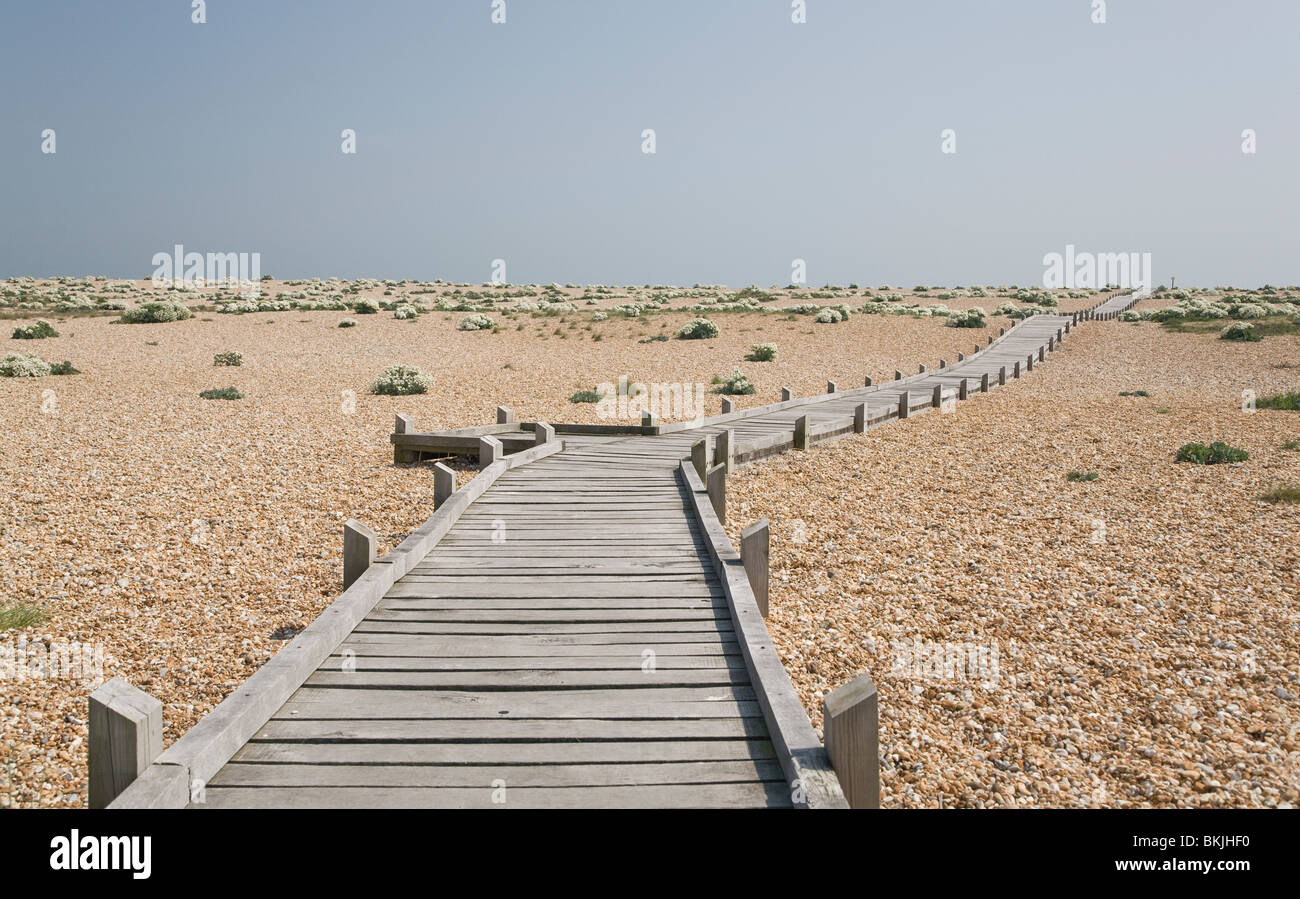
[1038,345,1045,362]
[827,380,837,394]
[999,327,1005,336]
[496,406,513,425]
[343,519,378,590]
[894,370,902,381]
[898,392,910,420]
[980,372,989,393]
[931,384,943,408]
[433,462,456,508]
[823,673,880,809]
[918,363,926,374]
[716,429,734,473]
[939,359,947,369]
[393,413,417,464]
[641,409,657,428]
[478,435,504,468]
[89,678,163,809]
[706,463,726,523]
[534,421,555,445]
[973,344,980,355]
[988,335,994,345]
[864,375,873,387]
[1057,327,1064,342]
[959,378,968,401]
[853,403,866,434]
[740,519,769,618]
[999,366,1007,386]
[793,415,809,450]
[957,352,965,362]
[781,387,793,402]
[1026,353,1034,372]
[721,397,734,414]
[1013,361,1021,379]
[691,438,710,480]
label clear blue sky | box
[2,0,1296,286]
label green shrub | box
[1219,322,1260,342]
[200,386,243,400]
[1282,439,1300,451]
[0,352,52,377]
[353,299,380,314]
[569,388,602,403]
[458,313,495,331]
[0,602,47,630]
[746,342,777,362]
[947,307,986,328]
[213,351,243,367]
[338,318,358,328]
[713,368,756,395]
[393,304,418,320]
[677,317,719,339]
[118,301,192,323]
[1256,391,1300,411]
[1119,390,1150,397]
[1176,441,1248,464]
[1066,471,1099,482]
[1260,484,1300,504]
[370,364,431,395]
[12,319,58,339]
[49,360,79,375]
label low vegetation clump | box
[677,317,719,339]
[338,318,358,328]
[213,351,243,367]
[458,313,495,331]
[713,368,756,395]
[1176,441,1249,464]
[0,602,47,630]
[1256,391,1300,411]
[49,360,79,375]
[393,304,418,320]
[0,352,52,377]
[370,364,431,395]
[199,386,244,400]
[1260,485,1300,504]
[1219,321,1260,342]
[352,299,380,314]
[814,305,851,324]
[569,388,602,404]
[1066,471,1099,482]
[746,342,777,362]
[946,307,986,328]
[12,319,58,339]
[1119,390,1150,397]
[118,300,192,324]
[1282,439,1300,451]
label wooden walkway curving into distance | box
[103,295,1137,809]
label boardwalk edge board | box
[107,440,565,808]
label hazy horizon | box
[3,0,1297,287]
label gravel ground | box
[0,287,1032,808]
[725,320,1300,808]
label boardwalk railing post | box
[959,378,968,401]
[781,387,793,402]
[534,421,556,445]
[717,429,734,473]
[433,462,456,508]
[1038,345,1045,362]
[721,397,734,414]
[496,406,513,425]
[89,678,163,810]
[853,403,866,434]
[1026,353,1034,372]
[898,392,909,419]
[939,359,947,369]
[823,674,880,809]
[393,413,417,464]
[691,438,710,480]
[642,409,657,428]
[343,519,378,589]
[931,384,943,408]
[478,435,504,468]
[793,415,809,450]
[894,370,902,381]
[706,463,726,523]
[864,375,873,387]
[981,373,990,393]
[827,381,837,394]
[918,363,926,374]
[957,352,964,362]
[1000,327,1005,336]
[988,335,994,345]
[1013,361,1021,379]
[999,366,1007,386]
[740,519,769,618]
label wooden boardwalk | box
[106,298,1135,809]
